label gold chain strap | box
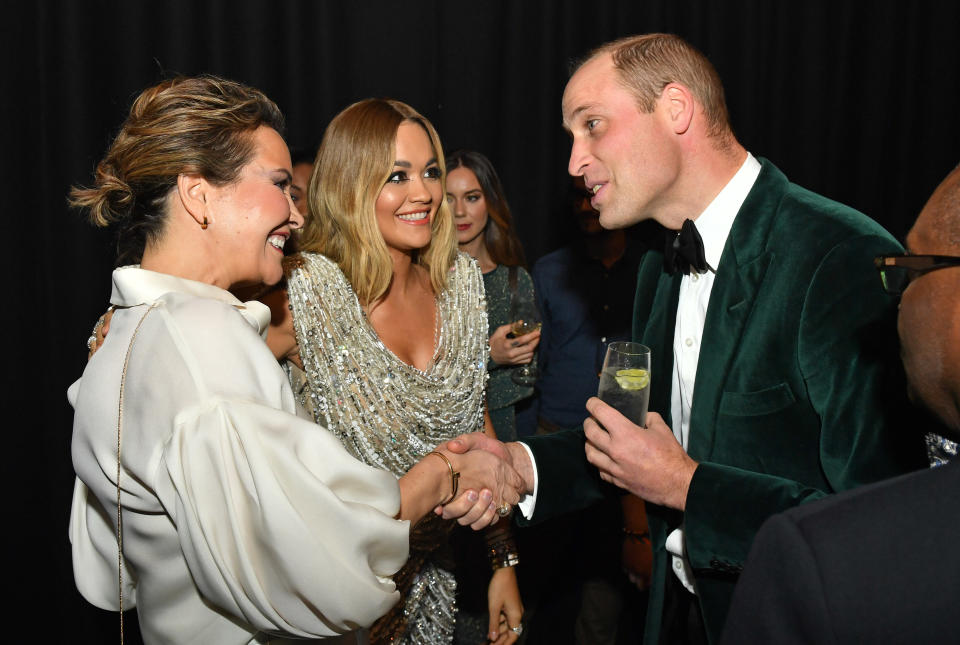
[116,304,156,644]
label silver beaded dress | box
[285,251,489,645]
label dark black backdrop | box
[6,1,958,641]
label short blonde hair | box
[590,33,731,141]
[299,99,457,305]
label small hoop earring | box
[200,217,208,230]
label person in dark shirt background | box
[516,176,649,645]
[528,175,640,435]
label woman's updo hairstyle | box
[70,75,285,265]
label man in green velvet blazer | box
[720,165,960,644]
[447,33,925,644]
[614,156,927,642]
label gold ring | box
[510,624,523,636]
[496,503,511,517]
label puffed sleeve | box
[69,292,412,639]
[156,397,409,638]
[69,477,139,610]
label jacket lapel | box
[634,251,682,428]
[686,160,785,461]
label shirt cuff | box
[665,527,697,595]
[515,441,539,519]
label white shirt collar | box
[691,153,762,269]
[110,265,272,338]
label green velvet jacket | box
[521,160,926,643]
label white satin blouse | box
[69,266,410,644]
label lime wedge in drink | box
[614,368,649,390]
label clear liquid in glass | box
[597,366,650,427]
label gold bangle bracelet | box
[427,451,460,505]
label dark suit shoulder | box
[533,246,578,274]
[532,247,585,301]
[783,459,959,531]
[741,461,960,644]
[725,462,960,644]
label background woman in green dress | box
[446,150,540,443]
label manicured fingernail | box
[481,490,493,502]
[467,490,478,502]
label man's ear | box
[176,173,210,229]
[662,83,695,135]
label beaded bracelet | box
[486,523,520,569]
[488,537,520,570]
[427,451,459,505]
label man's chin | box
[597,208,629,231]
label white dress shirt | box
[666,153,762,594]
[69,266,410,644]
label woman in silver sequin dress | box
[263,100,523,645]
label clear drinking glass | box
[509,294,541,386]
[597,342,651,427]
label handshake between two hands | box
[433,396,699,532]
[429,434,534,531]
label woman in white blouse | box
[68,76,520,645]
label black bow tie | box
[663,219,714,275]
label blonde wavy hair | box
[298,99,457,305]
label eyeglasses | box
[874,254,960,295]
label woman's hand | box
[259,286,301,366]
[438,488,499,530]
[410,435,522,530]
[487,566,523,644]
[489,324,540,366]
[87,307,115,359]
